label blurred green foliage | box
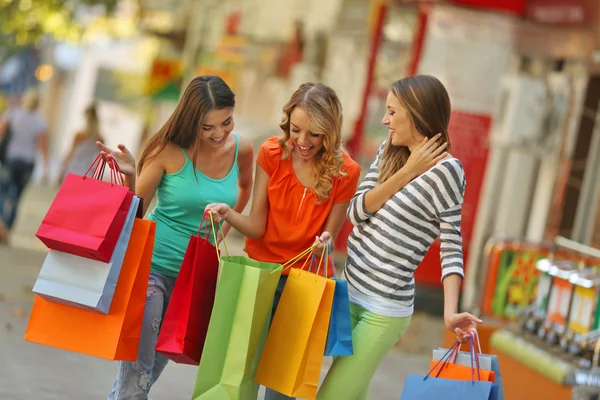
[0,0,118,59]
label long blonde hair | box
[279,82,345,202]
[378,75,452,184]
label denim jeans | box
[264,275,296,400]
[0,158,34,229]
[107,271,177,400]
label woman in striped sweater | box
[318,75,482,400]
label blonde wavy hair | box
[378,75,452,184]
[278,82,346,202]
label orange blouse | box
[244,137,360,276]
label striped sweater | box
[343,143,466,315]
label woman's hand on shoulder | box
[96,142,136,177]
[400,133,448,180]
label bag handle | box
[202,211,231,260]
[83,153,125,186]
[425,336,482,383]
[470,328,482,354]
[424,341,460,381]
[469,332,482,382]
[83,153,106,179]
[307,243,335,278]
[448,328,482,363]
[269,243,320,275]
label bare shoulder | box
[236,134,254,160]
[142,142,183,173]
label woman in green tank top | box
[97,76,254,399]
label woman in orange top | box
[207,82,360,400]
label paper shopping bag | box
[255,269,335,399]
[319,247,353,357]
[433,349,504,400]
[24,218,155,360]
[155,227,220,365]
[32,196,140,314]
[192,256,282,399]
[431,337,496,383]
[401,374,493,400]
[324,279,353,356]
[36,155,134,262]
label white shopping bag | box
[32,196,140,314]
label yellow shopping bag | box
[255,267,335,399]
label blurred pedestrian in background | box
[58,103,104,183]
[0,88,49,244]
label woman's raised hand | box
[96,142,136,177]
[401,133,448,180]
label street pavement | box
[0,134,446,399]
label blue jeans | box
[107,271,177,400]
[0,158,34,229]
[264,275,295,400]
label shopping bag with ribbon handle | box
[429,332,496,383]
[155,213,220,365]
[24,218,155,360]
[318,243,353,357]
[192,219,288,399]
[255,245,335,399]
[32,196,140,314]
[401,334,494,399]
[36,154,134,262]
[433,330,504,400]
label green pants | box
[317,302,411,400]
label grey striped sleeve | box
[439,203,464,280]
[346,141,386,225]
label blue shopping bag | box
[401,334,493,400]
[309,244,354,357]
[401,375,493,400]
[433,330,503,400]
[489,355,503,400]
[325,279,353,356]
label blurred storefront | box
[312,0,600,319]
[169,0,600,318]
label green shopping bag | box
[192,255,282,400]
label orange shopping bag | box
[24,218,155,360]
[429,336,496,383]
[255,268,335,399]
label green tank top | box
[147,133,240,277]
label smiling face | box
[381,91,425,150]
[289,106,325,160]
[199,107,235,147]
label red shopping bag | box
[155,216,220,365]
[36,155,134,262]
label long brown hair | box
[137,76,235,174]
[83,103,101,140]
[278,82,345,202]
[378,75,452,184]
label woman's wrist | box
[124,174,136,193]
[392,167,414,192]
[223,205,234,222]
